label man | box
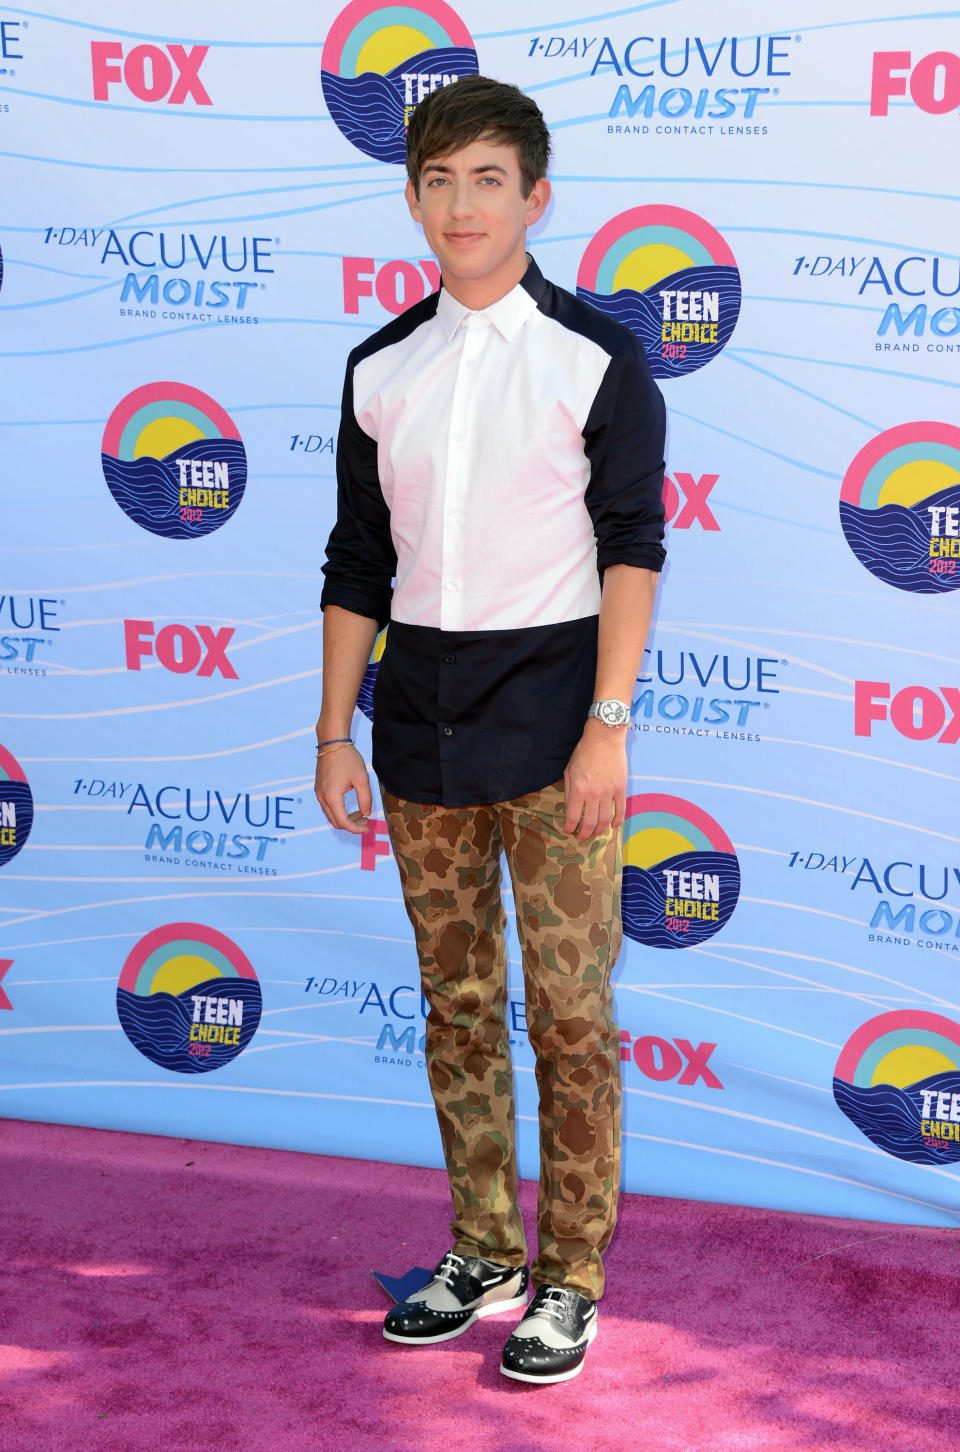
[316,74,665,1383]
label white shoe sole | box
[383,1289,528,1346]
[499,1313,598,1382]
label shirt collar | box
[435,255,546,343]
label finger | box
[355,767,373,819]
[576,801,602,842]
[611,791,626,830]
[317,792,345,830]
[564,788,584,835]
[340,809,368,835]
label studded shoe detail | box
[383,1250,529,1345]
[499,1285,598,1383]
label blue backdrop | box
[2,0,959,1228]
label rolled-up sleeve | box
[320,353,396,630]
[582,336,667,575]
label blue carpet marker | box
[371,1267,434,1303]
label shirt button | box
[443,653,456,664]
[455,432,464,443]
[443,727,454,737]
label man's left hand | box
[563,721,628,840]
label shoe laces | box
[535,1287,575,1322]
[434,1251,466,1289]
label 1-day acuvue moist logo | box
[577,205,741,379]
[0,744,32,867]
[116,922,262,1073]
[834,1010,960,1164]
[622,793,740,948]
[321,0,478,163]
[839,422,960,593]
[101,382,247,539]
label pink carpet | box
[1,1118,958,1452]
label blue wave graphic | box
[622,850,740,950]
[578,265,741,379]
[839,482,960,595]
[0,780,33,867]
[834,1071,960,1166]
[102,438,247,540]
[322,48,479,164]
[0,82,331,123]
[116,976,262,1075]
[356,662,378,724]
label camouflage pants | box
[382,780,622,1300]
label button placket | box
[437,631,457,756]
[441,313,486,631]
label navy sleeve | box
[320,352,396,630]
[582,336,667,575]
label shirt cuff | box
[319,580,392,630]
[597,543,666,574]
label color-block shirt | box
[321,256,666,806]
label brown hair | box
[405,74,551,197]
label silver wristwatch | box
[587,698,630,727]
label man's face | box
[405,136,550,302]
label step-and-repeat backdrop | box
[2,0,959,1228]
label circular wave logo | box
[116,922,262,1073]
[839,422,960,594]
[321,0,478,164]
[834,1010,960,1164]
[622,793,740,949]
[356,626,388,722]
[577,205,741,380]
[101,382,247,540]
[0,744,33,868]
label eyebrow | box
[421,162,509,177]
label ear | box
[525,177,551,227]
[405,178,422,223]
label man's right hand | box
[314,743,372,833]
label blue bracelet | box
[316,736,352,751]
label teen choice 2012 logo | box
[839,422,960,594]
[116,922,262,1073]
[101,382,247,540]
[577,205,741,380]
[356,626,387,722]
[834,1010,960,1165]
[622,793,739,949]
[321,0,478,164]
[0,744,33,868]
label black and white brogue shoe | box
[499,1285,598,1383]
[383,1250,529,1345]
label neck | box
[442,250,530,311]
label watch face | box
[599,699,628,726]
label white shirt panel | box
[353,286,610,632]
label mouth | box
[445,231,485,245]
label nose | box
[447,180,476,219]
